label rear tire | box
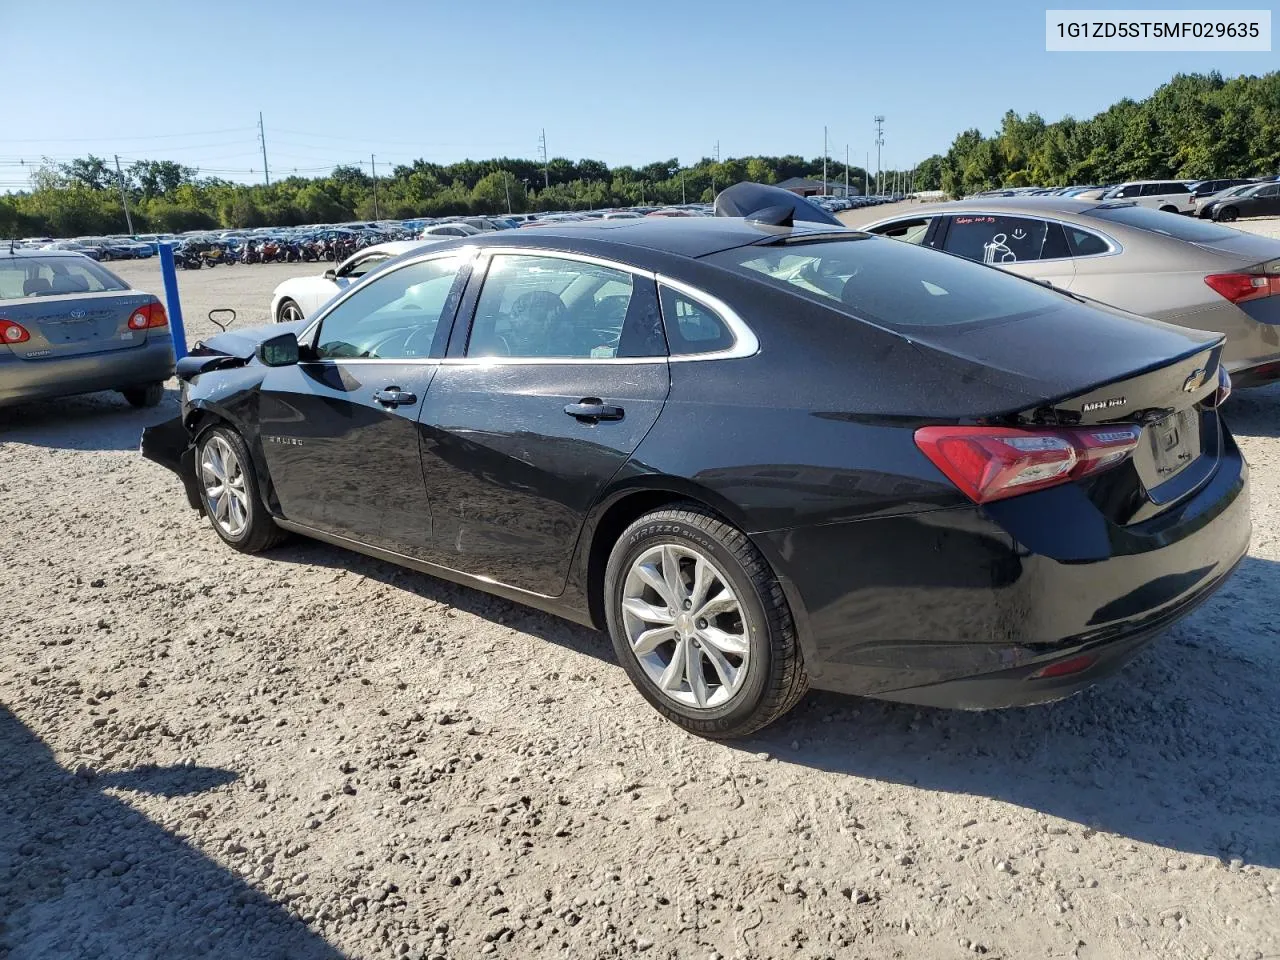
[1218,206,1239,222]
[604,504,808,738]
[1159,205,1179,214]
[195,426,287,553]
[122,382,164,408]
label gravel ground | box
[2,233,1279,960]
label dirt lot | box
[2,234,1279,960]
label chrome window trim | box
[471,247,657,279]
[866,211,1125,263]
[655,275,759,362]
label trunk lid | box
[910,298,1225,520]
[0,290,156,359]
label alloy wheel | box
[278,301,305,324]
[200,435,250,538]
[621,544,749,709]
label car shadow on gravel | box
[0,388,181,452]
[741,554,1280,869]
[1226,381,1280,438]
[0,705,345,959]
[268,538,615,662]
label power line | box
[3,127,256,144]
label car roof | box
[479,216,847,259]
[0,248,87,260]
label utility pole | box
[370,154,379,219]
[845,144,849,196]
[258,112,270,186]
[538,129,549,189]
[681,168,686,204]
[866,152,870,197]
[113,154,133,235]
[504,171,512,213]
[711,140,720,198]
[822,127,828,195]
[873,115,885,197]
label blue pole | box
[158,244,188,360]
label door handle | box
[373,387,417,407]
[564,399,624,422]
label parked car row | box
[969,174,1280,221]
[136,181,1258,737]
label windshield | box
[707,236,1067,329]
[0,256,129,299]
[1083,205,1239,241]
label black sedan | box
[1202,181,1280,221]
[142,201,1250,736]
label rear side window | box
[659,287,734,355]
[1085,205,1237,241]
[1065,227,1111,257]
[0,256,129,299]
[941,215,1052,265]
[868,217,934,245]
[709,237,1066,329]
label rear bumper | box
[0,339,175,406]
[765,435,1251,707]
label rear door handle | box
[564,399,624,422]
[373,387,417,407]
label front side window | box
[942,215,1052,265]
[0,256,129,299]
[709,236,1066,330]
[339,253,390,279]
[314,256,465,360]
[466,255,634,359]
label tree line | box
[0,154,877,238]
[4,70,1277,238]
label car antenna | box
[7,238,14,254]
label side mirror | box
[256,332,300,367]
[323,268,337,280]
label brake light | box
[1205,366,1232,408]
[1204,271,1279,304]
[914,424,1143,504]
[1030,653,1098,679]
[128,301,168,330]
[0,318,31,344]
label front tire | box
[122,381,164,408]
[195,426,287,553]
[604,504,808,738]
[276,298,305,324]
[1218,206,1239,222]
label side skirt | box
[272,518,598,630]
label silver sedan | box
[863,198,1280,386]
[0,250,175,407]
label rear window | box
[707,237,1066,329]
[0,256,129,299]
[1083,205,1238,242]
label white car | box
[418,223,482,240]
[1101,180,1196,214]
[269,241,443,323]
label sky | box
[4,0,1275,189]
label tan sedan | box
[863,198,1280,386]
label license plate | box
[1149,410,1200,480]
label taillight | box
[914,424,1143,504]
[1203,268,1274,302]
[129,301,168,330]
[1205,366,1232,408]
[0,318,31,344]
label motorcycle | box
[240,241,261,265]
[173,246,203,270]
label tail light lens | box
[128,301,169,330]
[0,318,31,344]
[914,424,1143,504]
[1205,366,1232,408]
[1205,261,1280,305]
